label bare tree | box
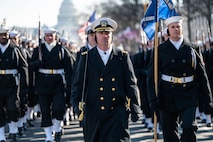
[181,0,213,39]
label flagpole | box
[154,0,159,141]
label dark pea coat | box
[132,49,152,117]
[71,46,141,142]
[29,43,74,126]
[147,39,212,112]
[0,43,28,126]
[30,43,73,95]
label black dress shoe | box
[147,127,153,132]
[54,132,62,142]
[7,133,11,139]
[201,119,206,123]
[141,119,146,124]
[23,122,27,131]
[196,116,201,120]
[10,133,17,142]
[18,127,24,136]
[37,111,41,117]
[206,123,211,127]
[27,119,34,127]
[0,140,6,142]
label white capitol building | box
[55,0,79,41]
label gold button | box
[100,87,104,91]
[100,78,103,81]
[183,73,186,76]
[112,88,115,91]
[183,84,186,87]
[111,107,114,110]
[112,98,115,101]
[112,78,115,81]
[101,106,105,110]
[100,97,104,100]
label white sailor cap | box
[91,17,118,32]
[20,36,27,42]
[85,25,95,35]
[9,30,20,37]
[0,26,10,34]
[164,16,184,27]
[26,37,32,43]
[60,37,68,42]
[43,27,57,34]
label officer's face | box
[96,31,112,49]
[0,32,9,45]
[44,33,56,44]
[168,22,183,41]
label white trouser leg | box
[0,126,5,141]
[17,117,24,127]
[9,121,18,134]
[52,118,61,133]
[44,126,53,141]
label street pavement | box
[5,114,213,142]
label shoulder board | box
[122,50,128,55]
[81,51,88,55]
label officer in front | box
[147,16,213,142]
[71,17,141,142]
[29,27,74,142]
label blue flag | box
[88,10,96,23]
[141,0,178,40]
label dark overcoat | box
[147,39,212,112]
[71,47,141,142]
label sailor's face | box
[168,22,183,41]
[44,33,56,44]
[0,32,9,45]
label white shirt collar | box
[87,43,94,50]
[97,45,112,55]
[169,36,183,50]
[97,46,112,65]
[0,40,10,53]
[44,41,57,52]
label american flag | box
[78,10,96,44]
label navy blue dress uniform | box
[203,41,213,115]
[132,47,152,122]
[147,16,213,142]
[9,30,29,136]
[71,17,141,142]
[0,26,28,141]
[29,28,74,142]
